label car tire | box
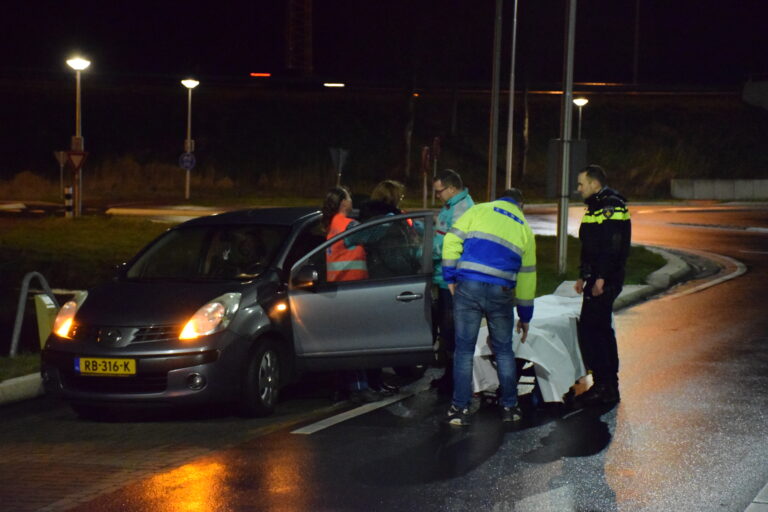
[393,364,427,379]
[239,339,281,417]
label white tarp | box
[472,282,586,403]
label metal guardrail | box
[9,272,60,357]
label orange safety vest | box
[326,213,368,282]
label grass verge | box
[0,353,40,382]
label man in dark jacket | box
[574,164,631,406]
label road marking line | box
[291,391,416,434]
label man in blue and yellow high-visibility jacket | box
[441,188,536,425]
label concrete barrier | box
[671,179,768,200]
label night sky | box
[2,0,768,87]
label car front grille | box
[131,325,181,344]
[71,324,181,346]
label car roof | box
[178,207,321,228]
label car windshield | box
[125,224,289,281]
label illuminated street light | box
[181,79,199,200]
[323,82,345,88]
[66,56,91,217]
[66,57,90,148]
[573,97,589,140]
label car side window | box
[284,220,326,276]
[305,217,425,285]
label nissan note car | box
[42,207,435,418]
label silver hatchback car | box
[41,207,435,417]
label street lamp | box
[181,78,199,200]
[66,56,90,217]
[573,97,589,140]
[66,57,90,150]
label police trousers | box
[578,278,622,386]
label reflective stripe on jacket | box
[433,188,474,288]
[578,187,631,281]
[326,213,368,282]
[442,197,537,322]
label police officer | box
[574,165,631,406]
[442,188,536,425]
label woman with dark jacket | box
[356,180,421,278]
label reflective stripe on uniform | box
[327,261,368,271]
[518,265,536,273]
[448,227,467,240]
[464,231,524,256]
[456,260,518,281]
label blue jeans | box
[452,280,518,408]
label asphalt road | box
[1,203,767,512]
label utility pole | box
[487,0,503,201]
[556,0,578,275]
[504,0,520,190]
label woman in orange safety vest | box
[322,186,368,282]
[321,187,381,403]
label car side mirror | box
[292,265,319,289]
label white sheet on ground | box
[472,282,586,403]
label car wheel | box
[239,339,281,417]
[393,364,427,379]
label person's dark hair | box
[433,169,463,190]
[321,186,351,231]
[581,164,607,186]
[500,188,524,207]
[371,180,405,208]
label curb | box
[613,247,692,310]
[0,373,43,405]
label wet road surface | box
[1,203,768,511]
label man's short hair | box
[501,188,524,206]
[433,169,463,190]
[581,164,607,186]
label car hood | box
[75,280,248,327]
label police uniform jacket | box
[579,187,631,283]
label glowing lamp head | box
[181,79,200,89]
[66,58,91,71]
[573,97,589,108]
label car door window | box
[304,216,426,284]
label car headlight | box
[180,293,241,340]
[52,292,88,339]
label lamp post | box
[66,57,90,217]
[181,79,199,200]
[573,97,589,140]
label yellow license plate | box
[76,357,136,376]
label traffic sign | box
[53,151,68,166]
[179,152,196,171]
[66,151,88,171]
